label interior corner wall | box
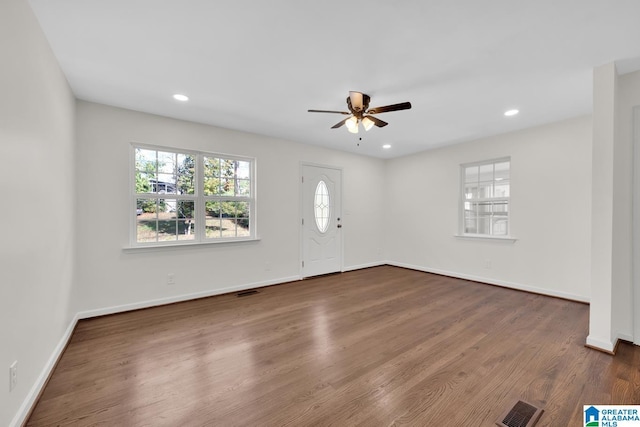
[588,63,618,351]
[0,0,77,426]
[588,64,640,352]
[612,69,640,343]
[74,101,386,316]
[384,116,593,302]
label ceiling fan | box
[308,91,412,134]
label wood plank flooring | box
[27,266,640,426]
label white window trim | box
[458,157,514,240]
[453,234,517,242]
[128,142,257,248]
[123,237,261,252]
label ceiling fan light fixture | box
[362,116,375,131]
[349,91,364,111]
[307,92,411,133]
[345,116,359,133]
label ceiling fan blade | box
[308,109,351,115]
[364,115,388,128]
[331,118,349,129]
[367,102,412,115]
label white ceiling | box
[28,0,640,159]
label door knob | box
[337,224,342,228]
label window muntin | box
[202,156,252,240]
[205,201,250,239]
[133,145,254,245]
[461,159,510,237]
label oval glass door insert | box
[314,180,330,233]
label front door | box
[301,164,342,277]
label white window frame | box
[459,157,512,240]
[130,143,256,247]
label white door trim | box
[633,106,640,345]
[300,162,344,278]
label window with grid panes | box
[133,144,254,245]
[461,158,510,237]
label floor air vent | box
[237,290,259,297]
[496,400,543,427]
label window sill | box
[454,234,517,243]
[123,237,261,253]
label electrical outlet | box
[484,260,492,269]
[9,361,17,392]
[167,273,176,285]
[264,262,272,271]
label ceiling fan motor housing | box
[308,91,411,130]
[348,92,370,115]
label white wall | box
[588,63,618,351]
[588,65,640,351]
[613,69,640,343]
[385,116,593,301]
[74,101,386,316]
[0,0,77,426]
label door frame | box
[633,106,640,345]
[299,162,344,278]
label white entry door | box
[301,164,342,278]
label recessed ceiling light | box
[382,144,391,149]
[504,109,519,117]
[173,94,189,102]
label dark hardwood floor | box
[27,266,640,426]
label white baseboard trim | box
[77,275,301,319]
[343,261,386,272]
[586,335,616,353]
[617,332,634,343]
[387,261,590,303]
[585,331,634,354]
[10,312,80,427]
